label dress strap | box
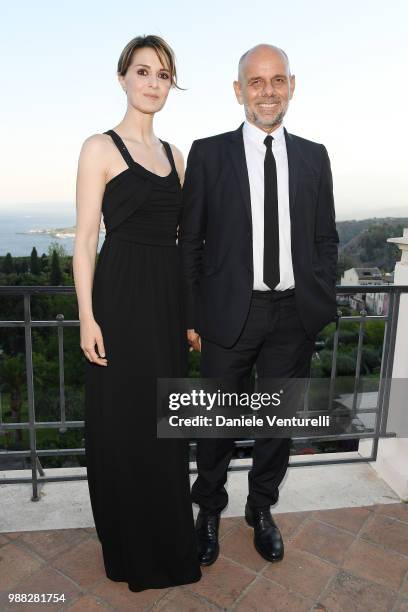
[160,140,177,174]
[104,130,135,168]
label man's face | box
[233,48,295,131]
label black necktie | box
[263,135,280,289]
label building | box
[340,267,393,315]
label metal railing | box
[0,284,407,500]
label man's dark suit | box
[180,123,338,348]
[179,122,339,513]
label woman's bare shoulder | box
[80,133,112,158]
[168,143,185,175]
[168,143,184,163]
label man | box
[179,44,339,566]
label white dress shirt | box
[243,120,295,291]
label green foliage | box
[188,350,201,377]
[339,219,406,272]
[30,247,40,275]
[0,353,25,390]
[49,250,63,285]
[2,253,14,274]
[47,242,68,258]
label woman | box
[73,35,201,592]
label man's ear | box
[289,74,296,99]
[233,80,244,105]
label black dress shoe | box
[195,510,220,566]
[245,501,284,562]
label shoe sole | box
[245,512,284,563]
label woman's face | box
[119,46,173,114]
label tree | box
[0,354,26,445]
[30,247,40,275]
[19,259,29,273]
[49,250,63,285]
[2,252,14,274]
[40,253,48,271]
[47,242,68,258]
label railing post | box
[56,313,67,433]
[23,293,39,501]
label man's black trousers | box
[191,289,316,513]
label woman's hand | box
[80,317,108,366]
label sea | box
[0,208,104,257]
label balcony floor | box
[1,503,408,611]
[1,455,407,610]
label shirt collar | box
[243,119,285,148]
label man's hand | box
[187,329,201,352]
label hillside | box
[337,217,408,274]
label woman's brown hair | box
[117,35,182,90]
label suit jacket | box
[179,123,339,348]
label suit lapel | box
[228,124,301,225]
[284,128,300,220]
[228,123,252,224]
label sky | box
[0,0,407,220]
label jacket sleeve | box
[314,145,339,289]
[179,141,207,330]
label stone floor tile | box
[154,587,221,611]
[89,576,170,611]
[375,503,408,524]
[0,543,43,591]
[1,565,81,611]
[290,519,355,565]
[17,529,89,562]
[276,512,310,540]
[317,571,397,612]
[262,543,337,599]
[311,506,372,534]
[360,514,408,557]
[50,538,105,588]
[221,522,269,572]
[65,594,111,610]
[234,575,313,612]
[342,538,408,591]
[186,555,255,609]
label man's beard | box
[247,106,286,129]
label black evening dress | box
[84,129,201,592]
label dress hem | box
[106,570,202,593]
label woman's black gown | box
[84,129,201,592]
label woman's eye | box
[159,73,169,79]
[137,69,148,76]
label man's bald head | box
[238,44,291,82]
